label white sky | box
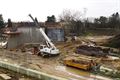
[0,0,120,22]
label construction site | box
[0,15,119,80]
[0,8,120,80]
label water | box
[55,65,112,80]
[55,65,93,80]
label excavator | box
[29,14,60,57]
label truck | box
[29,14,59,57]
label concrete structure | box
[3,22,65,49]
[0,61,67,80]
[4,22,45,49]
[45,22,65,42]
[46,28,64,42]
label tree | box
[59,9,83,35]
[93,12,120,29]
[59,9,81,22]
[0,14,5,29]
[93,18,100,28]
[99,16,108,28]
[7,19,12,27]
[93,16,108,28]
[108,12,120,29]
[99,16,107,24]
[46,15,56,22]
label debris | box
[26,51,33,55]
[71,36,76,42]
[0,41,7,48]
[3,59,8,62]
[75,45,108,57]
[33,46,39,55]
[100,66,118,74]
[0,74,11,80]
[21,48,26,52]
[108,56,119,60]
[105,34,120,48]
[36,64,42,69]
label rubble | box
[105,34,120,48]
[75,45,109,57]
[0,74,11,80]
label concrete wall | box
[46,28,64,42]
[0,61,67,80]
[7,27,45,48]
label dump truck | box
[64,56,100,71]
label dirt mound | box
[105,34,120,48]
[75,45,109,57]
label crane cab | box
[39,45,59,57]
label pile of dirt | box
[105,34,120,48]
[75,45,109,57]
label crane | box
[29,14,59,57]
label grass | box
[92,70,120,79]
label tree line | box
[93,12,120,29]
[58,10,120,36]
[0,11,120,36]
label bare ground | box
[0,36,115,80]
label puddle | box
[55,65,94,80]
[55,65,66,71]
[55,65,90,76]
[55,65,112,80]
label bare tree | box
[59,9,83,36]
[59,9,82,22]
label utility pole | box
[83,8,87,33]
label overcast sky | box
[0,0,120,22]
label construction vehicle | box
[64,56,100,71]
[29,14,59,57]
